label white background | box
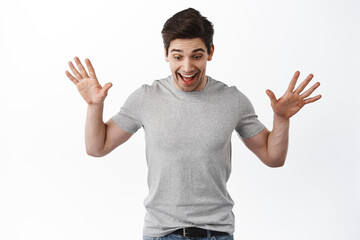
[1,0,359,239]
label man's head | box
[162,8,215,92]
[161,8,214,57]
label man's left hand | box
[266,71,322,119]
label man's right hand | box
[65,57,112,105]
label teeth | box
[180,73,196,78]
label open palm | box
[266,71,321,119]
[65,57,112,105]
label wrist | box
[273,114,290,132]
[87,102,104,107]
[273,114,290,123]
[87,102,104,113]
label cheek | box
[197,62,207,71]
[169,62,180,72]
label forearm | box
[266,115,289,167]
[85,103,107,156]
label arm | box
[242,117,289,168]
[85,103,133,157]
[243,71,321,167]
[66,57,133,157]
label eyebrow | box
[170,48,206,53]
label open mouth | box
[177,72,198,85]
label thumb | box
[102,82,113,96]
[265,89,277,104]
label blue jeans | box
[143,230,234,240]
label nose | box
[182,58,195,73]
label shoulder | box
[138,76,171,93]
[127,76,168,95]
[209,76,255,108]
[208,76,246,98]
[123,76,172,105]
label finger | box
[286,71,300,92]
[266,89,277,104]
[68,61,83,80]
[85,58,97,79]
[74,56,90,79]
[102,82,113,96]
[65,70,78,85]
[300,82,320,99]
[295,73,314,94]
[304,94,322,104]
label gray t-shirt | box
[112,75,265,237]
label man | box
[65,8,321,240]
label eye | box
[173,55,182,60]
[193,55,203,59]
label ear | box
[207,44,215,61]
[165,48,169,62]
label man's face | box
[165,38,214,92]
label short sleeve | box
[234,88,265,139]
[112,85,145,134]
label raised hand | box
[65,57,112,105]
[265,71,321,119]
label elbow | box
[265,157,286,168]
[268,161,285,168]
[86,147,106,158]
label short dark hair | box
[161,8,214,56]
